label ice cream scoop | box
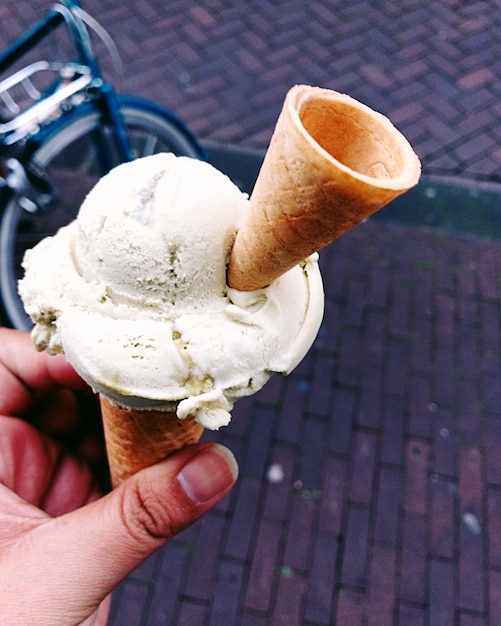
[19,153,324,483]
[19,85,420,486]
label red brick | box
[458,613,487,626]
[244,519,281,611]
[458,524,485,613]
[369,264,390,308]
[356,366,382,428]
[336,588,366,625]
[411,267,434,319]
[397,603,425,625]
[297,416,326,489]
[404,440,429,515]
[489,568,501,625]
[384,337,409,395]
[435,244,457,293]
[304,532,338,624]
[429,559,454,625]
[319,457,347,534]
[184,513,225,600]
[224,476,261,560]
[210,560,245,626]
[262,444,295,522]
[149,543,188,624]
[364,309,386,365]
[278,379,307,445]
[388,284,410,337]
[481,302,500,360]
[112,580,152,625]
[457,383,482,445]
[458,67,494,89]
[341,506,370,588]
[338,328,362,387]
[487,489,501,568]
[400,514,426,604]
[178,603,209,625]
[346,278,367,328]
[273,569,308,626]
[458,324,480,381]
[407,374,432,438]
[308,354,335,416]
[434,347,456,408]
[458,446,483,518]
[457,277,479,324]
[283,493,315,571]
[410,318,433,375]
[435,294,456,348]
[381,395,405,466]
[242,407,275,478]
[374,467,401,546]
[485,417,501,486]
[350,431,377,505]
[432,409,456,477]
[328,387,356,456]
[478,248,499,299]
[430,477,455,559]
[367,544,396,626]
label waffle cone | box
[100,396,204,487]
[227,85,421,291]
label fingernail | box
[178,444,238,504]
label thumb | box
[67,442,238,589]
[9,443,238,625]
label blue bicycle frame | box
[0,0,133,167]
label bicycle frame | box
[0,0,133,165]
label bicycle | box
[0,0,206,330]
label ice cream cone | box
[227,84,421,291]
[100,396,204,487]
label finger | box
[1,443,238,624]
[0,329,87,416]
[0,416,101,515]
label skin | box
[0,328,238,626]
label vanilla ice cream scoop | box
[19,154,324,430]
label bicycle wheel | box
[0,98,205,330]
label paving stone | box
[272,568,308,626]
[367,544,397,626]
[335,587,366,625]
[429,558,455,626]
[244,518,282,612]
[374,467,402,547]
[400,513,427,604]
[403,439,430,516]
[303,531,338,624]
[4,2,501,624]
[341,505,370,589]
[430,477,456,559]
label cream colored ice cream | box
[19,153,324,430]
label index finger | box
[0,328,88,415]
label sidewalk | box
[108,219,501,625]
[2,1,501,624]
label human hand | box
[0,329,238,625]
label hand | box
[0,329,238,626]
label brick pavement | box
[106,221,501,625]
[2,1,501,624]
[2,0,501,181]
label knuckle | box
[117,478,189,545]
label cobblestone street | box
[2,1,501,624]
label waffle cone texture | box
[100,396,204,486]
[227,85,421,291]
